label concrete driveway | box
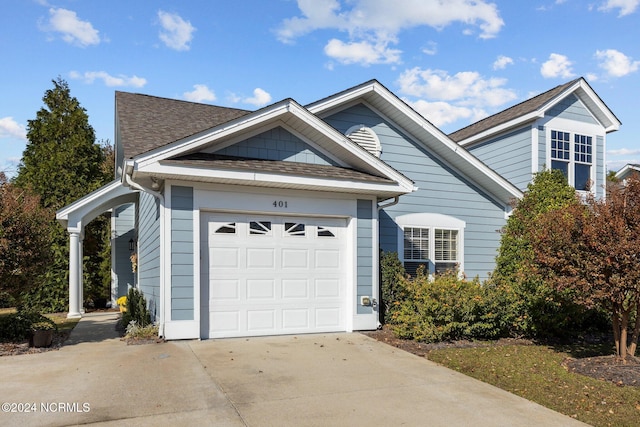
[0,312,587,426]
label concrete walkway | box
[0,312,588,426]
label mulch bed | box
[0,330,72,357]
[364,326,640,387]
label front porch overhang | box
[56,180,139,318]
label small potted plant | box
[30,320,57,348]
[117,295,128,313]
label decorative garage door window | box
[249,221,272,235]
[215,222,236,234]
[285,222,306,236]
[317,226,336,237]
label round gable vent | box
[346,125,381,158]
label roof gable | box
[450,78,621,146]
[307,80,522,205]
[125,96,415,196]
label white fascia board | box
[136,163,411,195]
[457,112,542,148]
[574,81,621,132]
[615,164,640,180]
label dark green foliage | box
[380,251,407,324]
[493,169,590,338]
[13,78,112,312]
[388,268,508,342]
[0,311,57,342]
[122,288,151,328]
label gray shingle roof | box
[116,91,251,159]
[161,153,393,183]
[448,78,582,143]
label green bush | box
[380,251,407,324]
[0,311,57,342]
[388,268,508,342]
[122,287,151,328]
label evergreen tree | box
[14,78,111,312]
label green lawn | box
[428,344,640,427]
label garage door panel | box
[211,279,240,300]
[316,308,341,327]
[282,249,308,268]
[247,279,276,299]
[315,279,340,298]
[315,249,340,268]
[211,311,240,332]
[211,248,240,268]
[282,309,309,329]
[206,214,346,338]
[282,279,308,298]
[247,310,276,331]
[247,248,275,268]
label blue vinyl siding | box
[546,94,598,125]
[113,203,135,300]
[325,104,507,280]
[171,186,194,321]
[137,192,160,322]
[216,126,338,165]
[357,199,373,315]
[467,126,532,191]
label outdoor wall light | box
[129,238,135,252]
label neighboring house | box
[56,77,619,340]
[615,164,640,182]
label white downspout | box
[124,171,166,338]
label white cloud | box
[397,68,517,107]
[422,41,437,56]
[43,8,100,47]
[242,88,272,107]
[324,39,401,65]
[0,117,26,139]
[276,0,504,65]
[183,84,216,102]
[595,49,640,77]
[540,53,575,78]
[396,68,517,128]
[406,99,477,127]
[69,71,147,87]
[598,0,639,16]
[158,10,195,51]
[608,148,640,156]
[493,55,514,70]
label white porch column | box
[67,231,82,319]
[79,234,85,314]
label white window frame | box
[549,129,593,191]
[395,213,465,276]
[543,117,601,194]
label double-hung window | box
[402,226,460,276]
[550,130,593,191]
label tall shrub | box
[492,169,588,337]
[380,251,407,324]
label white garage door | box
[203,214,347,338]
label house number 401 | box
[273,200,288,208]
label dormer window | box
[550,130,593,191]
[346,125,381,157]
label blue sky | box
[2,0,640,177]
